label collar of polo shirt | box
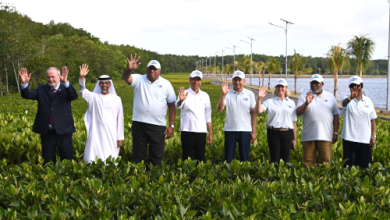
[189,87,201,94]
[147,76,161,84]
[233,88,246,94]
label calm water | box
[227,77,389,108]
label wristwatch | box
[371,135,376,139]
[170,125,175,128]
[334,132,339,135]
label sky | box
[8,0,390,59]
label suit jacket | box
[21,82,78,135]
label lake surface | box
[226,77,389,108]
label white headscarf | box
[92,75,117,95]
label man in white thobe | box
[78,64,124,163]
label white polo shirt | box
[341,94,377,144]
[175,88,211,133]
[224,88,256,132]
[297,90,340,142]
[130,74,176,126]
[261,96,297,129]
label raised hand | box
[178,86,188,101]
[305,91,315,104]
[258,86,267,98]
[19,68,31,84]
[350,87,361,99]
[60,66,69,83]
[221,81,231,95]
[79,64,89,80]
[127,54,141,71]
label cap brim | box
[147,65,161,69]
[190,76,202,79]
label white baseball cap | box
[147,60,161,69]
[232,70,245,79]
[190,70,203,79]
[349,76,363,86]
[310,74,324,83]
[275,78,288,87]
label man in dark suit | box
[19,66,78,165]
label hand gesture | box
[305,91,315,105]
[127,54,141,71]
[117,140,123,148]
[258,86,267,98]
[79,63,89,80]
[178,86,188,101]
[221,81,231,95]
[19,68,31,84]
[60,66,69,83]
[350,87,361,99]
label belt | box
[268,127,290,131]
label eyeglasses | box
[349,84,362,89]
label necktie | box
[50,88,55,127]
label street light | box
[216,50,224,80]
[269,18,294,80]
[226,45,237,71]
[240,37,255,85]
[386,0,390,112]
[213,54,218,77]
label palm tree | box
[266,57,282,89]
[224,64,233,80]
[325,45,350,97]
[346,35,375,78]
[289,50,313,94]
[239,56,252,83]
[251,61,265,87]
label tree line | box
[0,3,387,96]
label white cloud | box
[9,0,390,59]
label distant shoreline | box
[206,74,388,78]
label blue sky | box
[9,0,390,59]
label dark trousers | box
[40,129,73,165]
[267,128,293,163]
[132,121,166,166]
[224,131,251,163]
[343,139,372,168]
[181,132,207,162]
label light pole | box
[387,0,390,111]
[240,37,255,85]
[269,18,294,80]
[216,50,224,80]
[205,57,207,75]
[214,54,217,77]
[226,45,237,71]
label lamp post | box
[386,0,390,111]
[216,50,224,80]
[214,54,218,77]
[226,45,237,80]
[269,18,294,80]
[226,45,237,70]
[205,57,208,75]
[240,37,255,85]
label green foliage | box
[1,73,390,218]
